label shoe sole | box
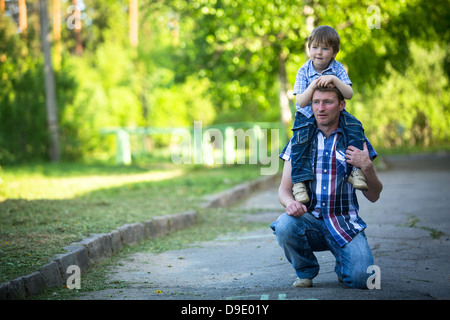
[294,194,310,204]
[292,279,313,287]
[348,177,369,191]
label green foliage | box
[171,0,306,123]
[351,42,450,148]
[146,76,216,127]
[0,14,47,163]
[0,0,449,164]
[59,45,142,160]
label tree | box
[169,0,449,126]
[39,0,60,162]
[129,0,138,47]
[167,0,307,129]
[52,0,61,67]
[18,0,27,34]
[1,0,448,164]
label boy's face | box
[309,42,337,72]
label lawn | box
[0,161,268,284]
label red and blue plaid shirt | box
[281,128,377,247]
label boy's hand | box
[310,78,319,89]
[316,75,336,88]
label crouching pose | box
[270,86,383,289]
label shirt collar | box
[316,126,343,138]
[308,59,336,77]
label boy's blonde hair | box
[307,26,340,54]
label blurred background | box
[0,0,449,291]
[0,0,449,165]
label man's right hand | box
[285,200,308,217]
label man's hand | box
[346,142,383,202]
[345,142,371,171]
[285,200,308,217]
[279,160,310,216]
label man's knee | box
[339,232,374,289]
[271,214,296,238]
[343,270,371,289]
[341,259,374,289]
[270,213,308,243]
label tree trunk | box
[278,50,292,144]
[39,0,60,162]
[73,0,82,55]
[129,0,138,47]
[18,0,27,34]
[52,0,61,67]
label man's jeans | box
[290,110,365,184]
[270,212,374,289]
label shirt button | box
[324,169,327,173]
[325,152,329,155]
[322,202,326,206]
[323,186,326,190]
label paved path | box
[76,154,450,300]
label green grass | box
[31,205,269,300]
[0,161,268,284]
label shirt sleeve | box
[279,139,292,161]
[365,136,377,160]
[335,62,352,86]
[293,66,308,96]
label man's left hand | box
[346,142,371,171]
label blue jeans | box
[290,110,365,184]
[270,212,374,289]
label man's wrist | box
[285,199,296,208]
[361,160,374,174]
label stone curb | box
[0,174,280,300]
[201,174,281,208]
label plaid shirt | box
[293,59,352,118]
[280,129,377,247]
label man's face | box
[312,90,346,130]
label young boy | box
[290,25,367,203]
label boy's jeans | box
[290,110,365,184]
[270,212,374,289]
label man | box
[270,86,383,289]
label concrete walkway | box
[76,154,450,300]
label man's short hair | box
[313,86,345,102]
[308,25,340,54]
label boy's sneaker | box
[293,278,313,287]
[292,182,310,204]
[348,168,368,191]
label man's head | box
[311,87,346,135]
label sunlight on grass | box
[0,162,265,283]
[0,168,185,201]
